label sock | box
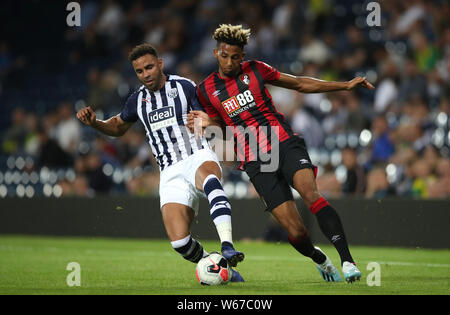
[310,197,354,265]
[288,231,326,264]
[203,174,233,246]
[171,235,208,263]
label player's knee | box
[300,190,322,208]
[289,226,308,240]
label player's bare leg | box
[271,201,342,282]
[195,161,245,268]
[292,168,361,282]
[162,203,207,263]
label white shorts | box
[159,148,221,215]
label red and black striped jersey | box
[196,60,295,170]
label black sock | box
[288,232,326,265]
[313,203,354,265]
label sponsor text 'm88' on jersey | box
[196,60,295,170]
[120,75,209,171]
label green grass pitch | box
[0,235,449,295]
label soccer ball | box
[195,252,231,285]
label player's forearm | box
[91,117,125,137]
[296,77,349,93]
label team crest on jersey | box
[239,74,251,85]
[167,88,178,99]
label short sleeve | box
[253,60,280,82]
[120,91,139,123]
[177,79,203,111]
[196,86,220,118]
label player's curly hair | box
[213,24,251,48]
[128,43,158,62]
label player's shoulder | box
[125,87,144,104]
[167,74,196,87]
[245,59,275,70]
[198,72,216,88]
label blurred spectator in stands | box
[77,24,109,60]
[59,175,93,197]
[316,165,341,198]
[125,171,159,196]
[410,158,434,198]
[176,61,202,85]
[341,147,366,195]
[86,68,105,109]
[92,135,119,165]
[290,104,324,149]
[298,31,331,66]
[365,167,392,199]
[410,30,439,73]
[398,58,428,106]
[55,102,81,155]
[23,112,40,156]
[37,125,73,168]
[344,92,368,133]
[0,41,12,82]
[374,59,399,114]
[271,0,296,42]
[74,150,112,194]
[371,115,395,164]
[428,158,450,198]
[99,69,124,112]
[322,93,348,134]
[2,107,27,155]
[96,0,124,41]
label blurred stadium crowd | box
[0,0,449,199]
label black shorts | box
[245,136,316,212]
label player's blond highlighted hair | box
[213,24,251,48]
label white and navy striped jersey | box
[120,75,210,171]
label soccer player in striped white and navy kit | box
[76,44,244,281]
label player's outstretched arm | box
[76,106,133,137]
[270,73,375,93]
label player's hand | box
[187,110,210,138]
[76,106,97,127]
[347,77,375,91]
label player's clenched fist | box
[77,107,97,126]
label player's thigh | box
[279,136,320,207]
[161,203,195,242]
[249,170,293,212]
[160,163,200,221]
[187,148,222,191]
[271,200,307,239]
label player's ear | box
[158,58,164,71]
[241,51,246,61]
[213,48,218,59]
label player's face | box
[132,54,164,91]
[214,43,245,78]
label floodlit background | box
[0,0,449,200]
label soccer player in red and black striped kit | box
[188,24,374,283]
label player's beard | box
[145,73,163,91]
[222,67,240,78]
